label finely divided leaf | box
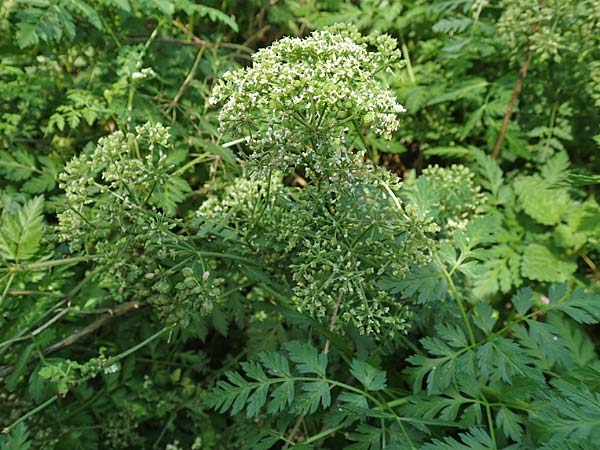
[421,427,495,450]
[496,406,523,442]
[390,262,447,303]
[534,381,600,448]
[0,423,31,450]
[0,150,37,181]
[474,150,503,195]
[512,287,534,317]
[477,336,540,384]
[407,331,475,395]
[436,323,468,349]
[22,156,60,194]
[260,352,291,377]
[285,341,327,377]
[349,359,387,391]
[0,196,44,262]
[550,288,600,324]
[472,303,496,335]
[295,381,331,415]
[346,424,384,450]
[541,152,570,187]
[547,314,597,368]
[473,246,520,298]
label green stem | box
[352,119,370,150]
[107,325,173,364]
[435,254,476,345]
[126,24,161,130]
[302,424,346,444]
[98,14,121,48]
[4,396,58,432]
[385,397,409,409]
[196,251,262,266]
[0,256,94,273]
[0,300,63,355]
[173,153,212,175]
[482,394,497,448]
[401,41,415,84]
[0,272,15,309]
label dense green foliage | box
[0,1,599,449]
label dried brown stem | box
[282,413,305,449]
[168,45,206,120]
[172,18,208,47]
[491,48,534,159]
[581,253,600,282]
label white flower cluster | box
[131,67,157,80]
[210,24,405,175]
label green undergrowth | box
[0,1,599,449]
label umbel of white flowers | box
[209,23,406,176]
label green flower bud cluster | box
[152,267,224,328]
[420,164,485,233]
[57,122,173,250]
[589,61,600,108]
[287,174,435,337]
[200,164,437,338]
[498,0,600,63]
[57,123,178,295]
[56,123,217,327]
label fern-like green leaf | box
[295,381,331,415]
[0,423,31,450]
[346,424,385,450]
[349,359,387,391]
[407,325,474,395]
[0,150,36,181]
[547,315,597,368]
[205,343,332,418]
[22,156,60,194]
[540,152,570,186]
[476,336,541,384]
[495,406,523,442]
[511,287,535,317]
[472,303,496,335]
[421,427,495,449]
[549,287,600,325]
[386,261,447,303]
[521,244,577,283]
[426,79,488,106]
[0,196,44,262]
[534,381,600,448]
[284,341,327,377]
[407,389,475,423]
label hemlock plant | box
[207,24,437,338]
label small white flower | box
[103,363,120,374]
